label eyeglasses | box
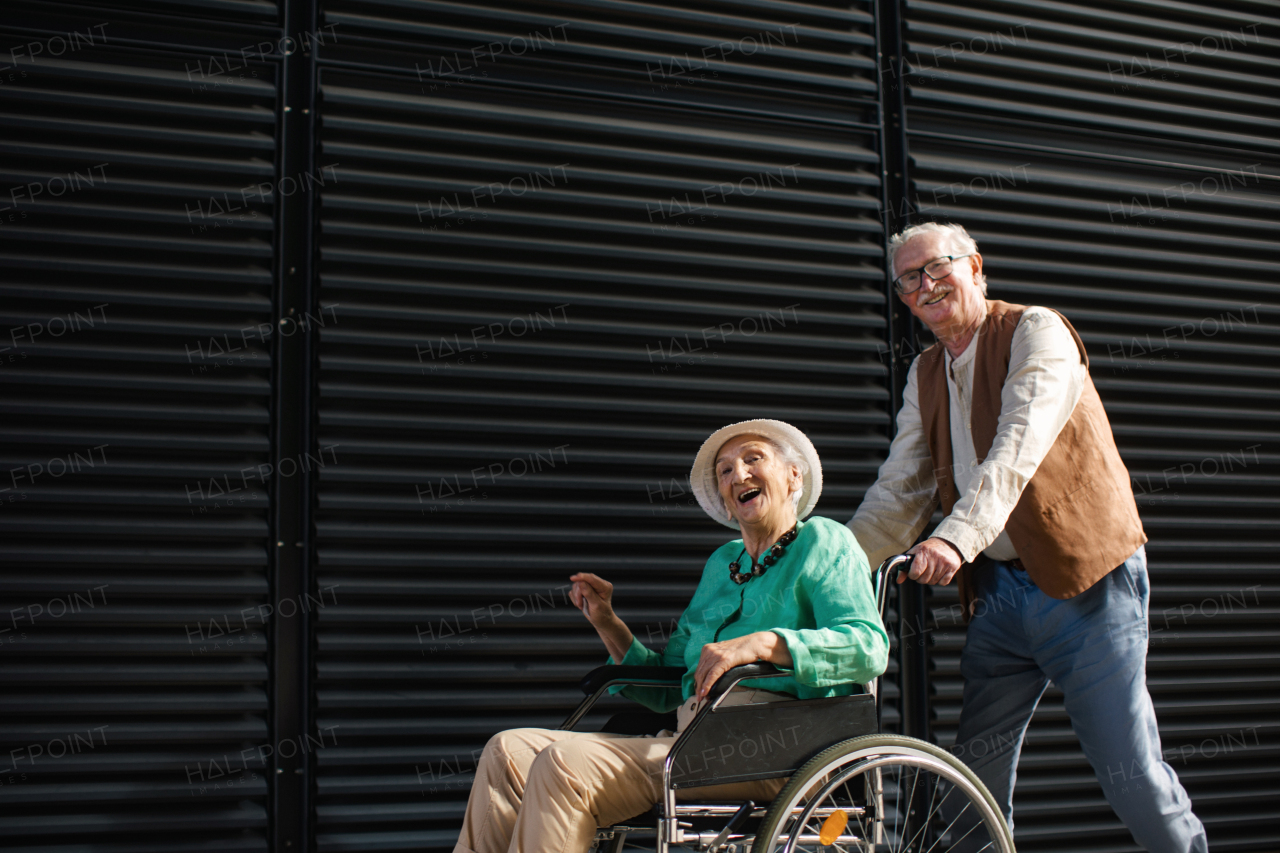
[892,254,973,295]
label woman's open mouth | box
[737,488,762,505]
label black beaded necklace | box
[727,524,799,585]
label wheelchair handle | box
[875,553,915,620]
[883,553,915,576]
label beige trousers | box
[453,727,787,853]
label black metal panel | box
[320,0,878,109]
[310,63,887,850]
[904,0,1280,154]
[901,131,1280,851]
[0,30,280,853]
[23,0,283,26]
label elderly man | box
[849,223,1207,851]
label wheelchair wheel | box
[753,734,1014,853]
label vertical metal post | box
[875,0,930,751]
[876,2,932,846]
[272,1,318,851]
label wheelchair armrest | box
[579,665,686,695]
[559,665,685,731]
[706,662,788,704]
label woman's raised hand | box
[569,573,634,664]
[569,572,615,628]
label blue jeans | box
[945,546,1207,852]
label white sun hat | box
[689,419,823,529]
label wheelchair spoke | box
[915,772,960,850]
[936,818,995,853]
[893,763,920,853]
[895,775,942,853]
[921,799,971,853]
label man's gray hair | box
[716,435,809,518]
[888,222,987,295]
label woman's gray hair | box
[888,222,987,295]
[716,435,809,517]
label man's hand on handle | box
[901,537,964,586]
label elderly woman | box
[454,419,888,853]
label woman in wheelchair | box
[453,419,890,853]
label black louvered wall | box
[901,0,1280,850]
[1,1,1277,852]
[0,12,280,853]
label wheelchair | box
[559,555,1016,853]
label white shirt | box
[849,307,1087,567]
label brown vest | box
[917,300,1146,614]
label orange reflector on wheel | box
[818,809,848,845]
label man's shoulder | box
[1012,306,1082,359]
[1018,305,1065,327]
[991,304,1078,354]
[798,517,869,565]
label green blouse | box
[610,516,889,712]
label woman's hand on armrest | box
[693,631,794,701]
[570,572,635,664]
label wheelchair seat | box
[599,709,677,737]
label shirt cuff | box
[767,629,803,678]
[931,517,986,563]
[606,636,660,696]
[610,635,653,667]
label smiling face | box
[715,434,802,530]
[894,231,987,339]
